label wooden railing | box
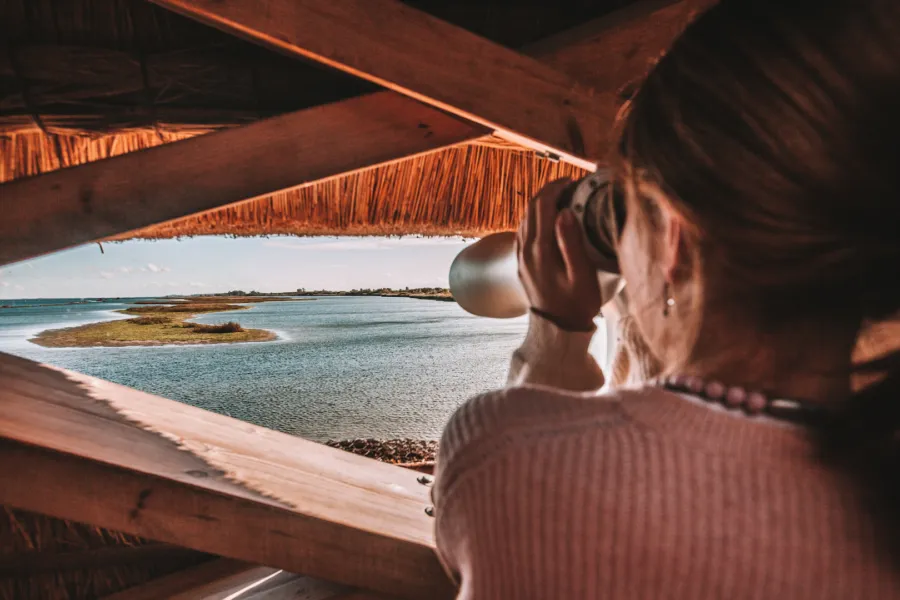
[0,352,453,600]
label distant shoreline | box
[25,292,456,348]
[30,297,283,348]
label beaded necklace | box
[650,374,829,425]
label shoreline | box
[29,299,281,348]
[326,438,438,473]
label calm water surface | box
[0,297,606,441]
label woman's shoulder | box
[437,385,648,482]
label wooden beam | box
[151,0,615,169]
[523,0,716,94]
[0,93,485,266]
[102,558,393,599]
[0,352,453,600]
[102,559,271,600]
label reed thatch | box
[0,130,587,240]
[1,0,620,241]
[0,506,211,600]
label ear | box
[657,196,684,284]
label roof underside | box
[0,0,677,240]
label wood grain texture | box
[524,0,717,95]
[102,559,274,599]
[102,558,394,599]
[0,353,452,599]
[0,93,485,266]
[151,0,614,169]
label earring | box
[663,282,675,317]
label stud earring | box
[663,282,675,317]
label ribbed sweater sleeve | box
[506,312,605,391]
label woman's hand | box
[517,178,603,332]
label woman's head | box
[612,0,900,559]
[614,0,900,376]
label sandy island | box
[29,296,300,348]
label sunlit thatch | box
[1,131,588,240]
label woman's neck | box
[677,314,858,404]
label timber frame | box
[0,1,711,597]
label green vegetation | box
[30,300,276,348]
[188,321,244,333]
[295,287,454,302]
[123,303,244,314]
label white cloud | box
[147,263,162,273]
[0,281,8,288]
[118,266,134,274]
[263,236,472,252]
[100,271,115,279]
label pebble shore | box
[326,438,438,473]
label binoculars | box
[449,168,626,319]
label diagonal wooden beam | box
[0,352,453,599]
[150,0,616,170]
[0,93,485,266]
[523,0,716,92]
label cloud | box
[118,266,134,274]
[263,236,472,252]
[0,281,8,288]
[145,263,171,273]
[100,271,116,279]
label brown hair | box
[616,0,900,556]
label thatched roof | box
[1,506,212,599]
[2,0,715,245]
[0,0,646,240]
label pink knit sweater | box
[432,314,900,599]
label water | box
[0,297,606,441]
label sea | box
[0,297,607,441]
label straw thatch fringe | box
[0,131,193,180]
[0,506,210,600]
[1,130,588,240]
[121,141,587,239]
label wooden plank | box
[102,558,393,599]
[0,353,452,600]
[151,0,614,169]
[102,559,275,600]
[523,0,717,93]
[0,93,485,266]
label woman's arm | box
[507,310,605,391]
[507,179,607,391]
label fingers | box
[524,178,571,249]
[556,208,592,279]
[535,178,570,244]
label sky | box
[0,236,476,299]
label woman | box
[432,0,900,597]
